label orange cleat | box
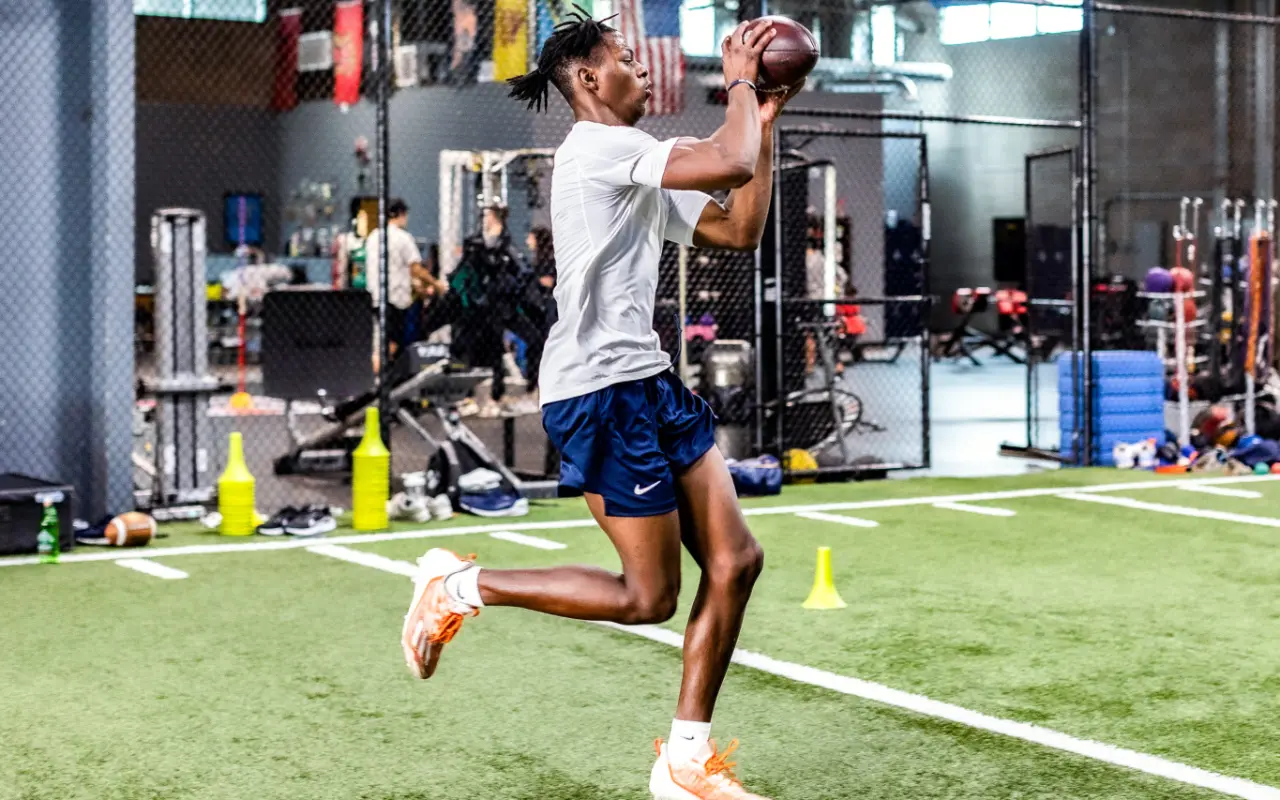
[400,548,479,679]
[649,738,771,800]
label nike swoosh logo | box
[679,735,696,740]
[634,481,662,495]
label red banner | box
[333,0,364,108]
[272,8,302,112]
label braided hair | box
[507,5,617,112]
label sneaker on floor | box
[388,492,431,523]
[400,548,479,679]
[283,505,336,537]
[257,506,300,536]
[650,739,770,800]
[427,494,454,521]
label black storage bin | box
[0,473,75,556]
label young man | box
[401,11,800,799]
[364,198,437,349]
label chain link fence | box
[7,0,1280,523]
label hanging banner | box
[273,8,302,112]
[536,0,591,53]
[333,0,364,108]
[451,0,480,84]
[492,0,529,81]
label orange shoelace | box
[703,739,742,786]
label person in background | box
[451,201,546,414]
[526,225,558,329]
[365,198,435,353]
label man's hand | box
[759,79,805,125]
[721,19,774,89]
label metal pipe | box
[375,0,393,445]
[1255,0,1275,201]
[1079,0,1097,466]
[772,129,786,457]
[1095,1,1280,24]
[918,135,932,470]
[782,107,1081,129]
[1024,151,1035,451]
[685,54,953,82]
[1214,18,1230,214]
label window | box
[938,0,1080,45]
[870,5,898,65]
[133,0,267,23]
[679,0,740,57]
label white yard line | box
[1178,484,1264,499]
[1060,493,1280,528]
[115,559,188,580]
[488,531,568,550]
[312,547,1280,800]
[307,544,419,577]
[932,502,1017,517]
[2,474,1276,570]
[795,511,880,528]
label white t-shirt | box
[365,224,421,310]
[539,121,713,406]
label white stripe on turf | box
[488,531,568,550]
[594,621,1280,800]
[1178,484,1264,499]
[795,511,879,528]
[115,559,188,580]
[307,544,419,578]
[305,546,1280,800]
[3,474,1276,569]
[1059,492,1280,528]
[932,501,1017,517]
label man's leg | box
[476,496,682,623]
[400,499,683,679]
[672,446,764,723]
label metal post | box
[1255,0,1276,201]
[918,136,932,469]
[376,0,393,445]
[772,129,786,459]
[678,244,689,383]
[1078,0,1097,466]
[1024,152,1035,450]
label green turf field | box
[3,470,1279,800]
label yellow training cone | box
[802,546,847,610]
[217,432,256,536]
[352,407,390,531]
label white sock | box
[667,719,712,765]
[443,565,484,608]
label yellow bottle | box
[352,408,390,531]
[217,432,256,536]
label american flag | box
[616,0,685,116]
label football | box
[106,511,157,547]
[755,16,818,92]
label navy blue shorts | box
[541,371,717,517]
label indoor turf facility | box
[4,0,1280,798]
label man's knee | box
[709,533,764,592]
[622,582,680,625]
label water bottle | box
[36,497,59,564]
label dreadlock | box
[507,5,617,112]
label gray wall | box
[902,7,1079,328]
[0,0,135,518]
[276,84,537,256]
[136,102,280,282]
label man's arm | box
[658,21,774,193]
[692,83,803,251]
